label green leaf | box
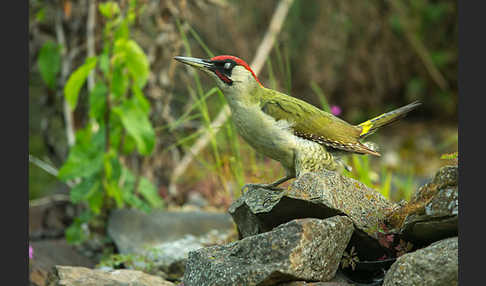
[104,179,124,208]
[113,99,155,155]
[114,39,149,88]
[69,175,103,214]
[379,170,392,199]
[122,133,136,154]
[87,187,104,214]
[440,152,458,160]
[65,211,92,245]
[119,167,157,212]
[139,177,163,208]
[58,127,105,181]
[35,8,46,22]
[99,1,120,19]
[65,222,85,245]
[111,63,129,99]
[70,176,100,203]
[132,85,150,114]
[89,82,107,121]
[37,41,61,89]
[64,57,98,110]
[110,123,137,154]
[114,20,130,41]
[102,154,124,208]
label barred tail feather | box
[358,101,421,139]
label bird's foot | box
[241,183,284,194]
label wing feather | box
[259,88,380,156]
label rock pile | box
[183,166,458,286]
[40,165,458,286]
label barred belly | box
[293,137,338,177]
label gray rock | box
[383,237,458,286]
[229,170,395,259]
[144,230,232,279]
[48,265,175,286]
[108,209,234,253]
[107,209,234,279]
[230,170,394,239]
[29,194,78,240]
[183,216,354,286]
[400,166,458,245]
[29,239,95,286]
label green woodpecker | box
[174,55,420,191]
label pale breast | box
[230,103,296,169]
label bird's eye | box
[224,62,232,70]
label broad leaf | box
[139,177,163,208]
[124,40,149,88]
[113,98,155,155]
[64,57,98,110]
[58,127,105,181]
[87,188,104,214]
[120,167,162,211]
[113,39,149,88]
[103,153,124,208]
[98,1,120,19]
[70,176,99,203]
[65,211,92,245]
[69,175,104,214]
[132,84,150,114]
[38,41,61,89]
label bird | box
[174,55,420,191]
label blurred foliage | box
[37,41,61,90]
[29,0,457,212]
[49,0,163,244]
[345,154,415,202]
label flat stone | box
[108,209,234,254]
[230,170,394,239]
[229,170,396,260]
[183,216,354,286]
[383,237,458,286]
[107,209,234,279]
[48,266,175,286]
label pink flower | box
[330,105,342,116]
[29,244,33,259]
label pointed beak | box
[174,56,214,71]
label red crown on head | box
[210,55,262,86]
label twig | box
[168,0,295,195]
[29,154,75,188]
[55,9,76,147]
[29,154,59,177]
[29,194,71,208]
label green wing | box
[259,88,379,155]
